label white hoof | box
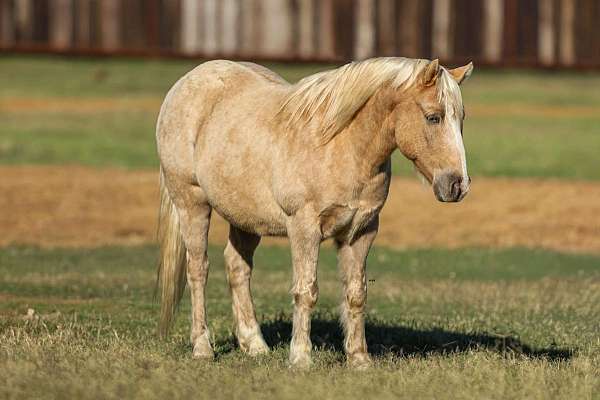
[347,352,373,370]
[243,336,270,356]
[192,332,214,359]
[289,351,313,370]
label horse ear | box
[448,62,474,85]
[421,59,440,86]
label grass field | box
[1,55,600,179]
[1,55,599,399]
[1,245,598,399]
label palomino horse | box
[156,57,473,368]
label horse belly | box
[212,196,288,237]
[196,161,288,237]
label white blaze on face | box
[449,115,468,181]
[439,69,468,185]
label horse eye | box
[426,115,441,124]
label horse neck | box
[335,87,397,176]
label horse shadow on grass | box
[242,313,573,361]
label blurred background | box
[1,2,599,397]
[1,0,599,250]
[1,0,599,67]
[1,0,600,247]
[0,0,600,250]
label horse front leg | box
[336,217,379,369]
[287,215,321,369]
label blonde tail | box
[156,169,187,337]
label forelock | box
[437,68,464,118]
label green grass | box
[0,112,157,168]
[1,245,598,399]
[1,55,600,179]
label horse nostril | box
[451,179,462,199]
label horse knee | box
[293,281,319,309]
[345,281,366,310]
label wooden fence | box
[0,0,599,68]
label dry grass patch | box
[2,166,600,253]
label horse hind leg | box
[168,181,214,359]
[224,225,269,355]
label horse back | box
[156,60,286,179]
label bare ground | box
[2,165,600,253]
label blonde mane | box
[279,57,463,143]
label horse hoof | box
[289,353,313,370]
[245,337,270,356]
[347,353,373,370]
[192,339,214,360]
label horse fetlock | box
[289,334,312,364]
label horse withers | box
[155,57,473,368]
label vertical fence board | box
[298,0,315,58]
[74,0,91,48]
[0,0,15,46]
[453,0,482,61]
[575,0,595,63]
[516,1,537,61]
[377,0,395,56]
[15,0,34,42]
[502,0,518,61]
[558,0,575,65]
[355,0,374,59]
[159,0,180,50]
[432,0,452,60]
[397,0,420,58]
[88,0,100,47]
[221,0,239,56]
[49,0,72,49]
[32,0,49,43]
[122,0,144,49]
[181,0,200,55]
[201,0,218,55]
[317,0,335,59]
[482,0,504,62]
[333,0,355,60]
[594,1,600,66]
[99,0,120,50]
[419,0,433,59]
[145,0,160,49]
[258,0,293,57]
[538,0,554,65]
[239,0,258,56]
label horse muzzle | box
[433,172,470,202]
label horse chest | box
[319,180,389,241]
[319,198,384,239]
